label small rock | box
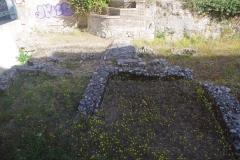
[137,46,154,54]
[138,62,147,67]
[81,54,87,60]
[230,129,237,133]
[151,59,159,65]
[27,60,34,66]
[225,88,231,93]
[36,133,42,137]
[172,48,197,56]
[237,62,240,68]
[159,58,168,67]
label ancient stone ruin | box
[77,39,240,158]
[1,39,240,158]
[0,63,74,95]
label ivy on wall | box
[184,0,240,19]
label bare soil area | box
[100,74,235,159]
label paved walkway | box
[0,20,20,73]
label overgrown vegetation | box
[155,30,166,39]
[68,0,109,15]
[16,48,31,65]
[133,35,240,85]
[183,0,240,19]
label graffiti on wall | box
[35,2,74,19]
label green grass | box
[132,36,240,85]
[0,75,91,159]
[16,48,31,65]
[1,74,234,159]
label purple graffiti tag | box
[61,2,74,16]
[43,4,53,18]
[35,2,74,19]
[35,5,45,19]
[55,4,62,17]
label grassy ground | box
[132,35,240,99]
[0,75,91,159]
[0,75,235,159]
[0,32,240,159]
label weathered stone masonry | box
[200,81,240,158]
[77,62,240,159]
[78,63,194,115]
[0,63,74,95]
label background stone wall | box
[88,2,155,40]
[2,0,240,41]
[154,0,239,39]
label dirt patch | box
[25,29,113,59]
[100,75,235,159]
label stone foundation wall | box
[200,81,240,158]
[0,63,74,95]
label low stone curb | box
[78,66,109,115]
[199,81,240,158]
[0,64,74,95]
[108,66,193,79]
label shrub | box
[155,31,166,39]
[16,48,31,65]
[68,0,109,15]
[184,0,240,18]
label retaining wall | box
[154,0,240,39]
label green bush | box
[184,0,240,18]
[16,48,31,65]
[68,0,109,15]
[155,31,166,39]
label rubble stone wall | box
[0,63,74,95]
[200,81,240,158]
